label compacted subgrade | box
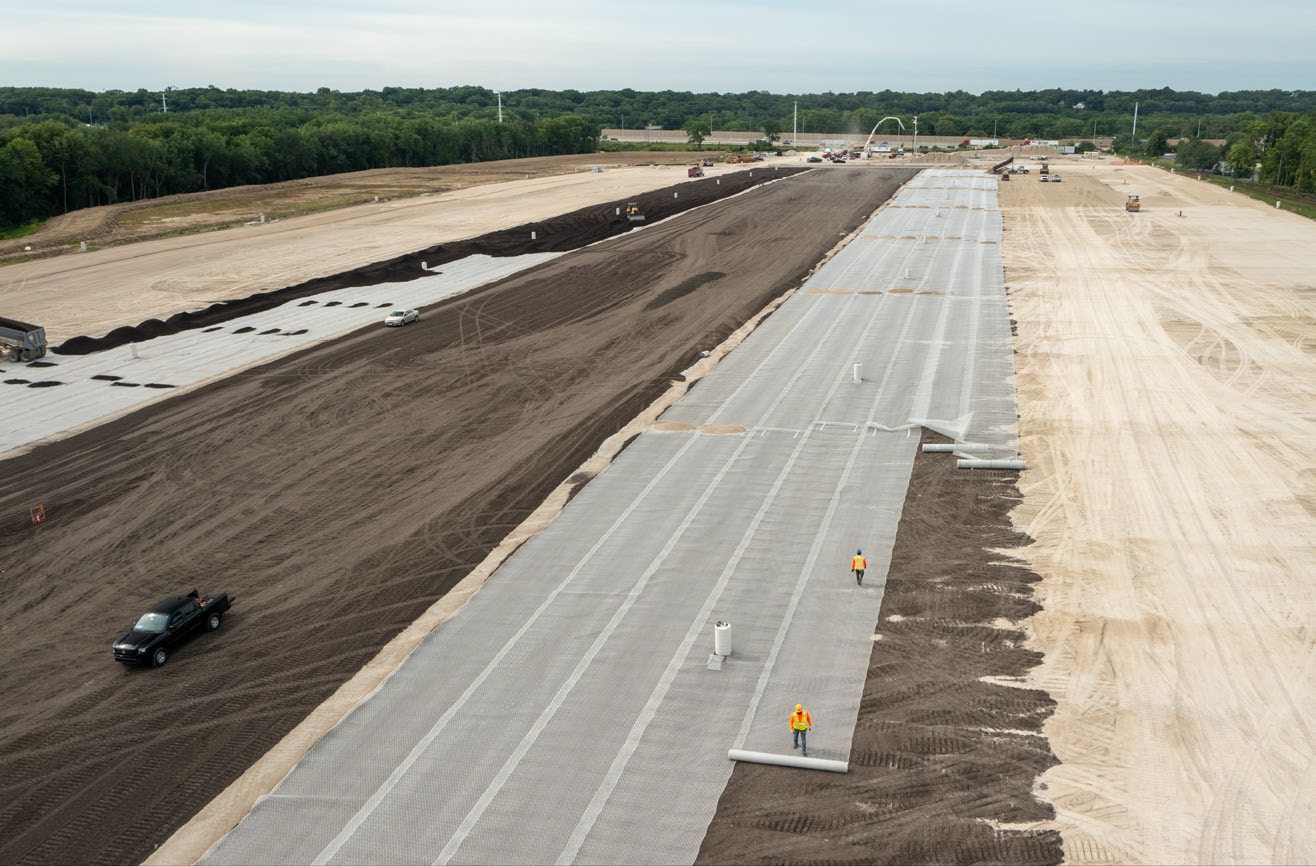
[55,168,806,355]
[696,429,1062,865]
[0,167,916,866]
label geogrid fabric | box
[0,254,558,456]
[201,170,1019,865]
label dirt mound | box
[0,167,915,865]
[55,168,803,356]
[697,430,1061,865]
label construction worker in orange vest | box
[790,703,812,756]
[851,548,867,586]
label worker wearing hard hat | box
[790,703,812,756]
[851,549,867,586]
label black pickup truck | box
[112,589,233,667]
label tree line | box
[3,85,1315,230]
[1114,111,1316,191]
[0,105,597,231]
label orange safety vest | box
[790,710,812,731]
[851,554,867,571]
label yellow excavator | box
[1125,194,1141,213]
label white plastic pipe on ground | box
[921,443,992,453]
[727,749,849,773]
[956,458,1027,470]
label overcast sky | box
[3,0,1313,94]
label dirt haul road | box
[1001,165,1316,864]
[0,166,917,866]
[0,155,765,344]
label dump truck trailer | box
[0,316,47,363]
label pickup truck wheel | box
[151,648,168,667]
[206,613,222,632]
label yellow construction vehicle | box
[625,202,645,223]
[1125,195,1141,212]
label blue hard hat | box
[856,548,862,554]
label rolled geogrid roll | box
[921,443,992,453]
[727,749,849,773]
[956,458,1027,470]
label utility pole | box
[1131,100,1139,149]
[912,115,918,151]
[793,100,797,143]
[160,92,168,113]
[497,92,503,123]
[1197,117,1203,139]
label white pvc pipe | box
[728,749,848,774]
[922,443,991,453]
[957,458,1027,470]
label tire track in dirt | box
[0,167,917,866]
[696,430,1061,865]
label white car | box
[384,309,419,327]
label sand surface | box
[0,167,914,865]
[1001,164,1316,864]
[0,153,721,264]
[0,158,763,343]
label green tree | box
[1174,138,1223,171]
[761,117,782,143]
[683,117,710,150]
[1226,141,1257,178]
[0,137,56,227]
[1145,128,1169,156]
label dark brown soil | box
[55,168,800,355]
[0,167,917,865]
[696,430,1062,865]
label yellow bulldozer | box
[1125,195,1141,213]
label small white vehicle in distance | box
[384,309,419,327]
